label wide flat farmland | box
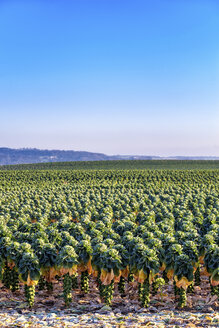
[0,169,218,327]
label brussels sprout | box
[80,270,89,294]
[63,273,72,306]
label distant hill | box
[0,147,108,165]
[0,147,155,165]
[0,147,218,166]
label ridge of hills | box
[0,147,218,165]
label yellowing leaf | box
[138,269,147,284]
[121,266,129,279]
[167,269,174,280]
[201,266,211,277]
[26,273,39,286]
[100,268,108,283]
[7,261,15,270]
[114,270,121,283]
[210,278,219,286]
[159,263,166,271]
[87,257,92,275]
[102,268,114,285]
[199,255,204,264]
[175,276,192,290]
[68,265,77,276]
[92,269,99,278]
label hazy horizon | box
[0,0,218,156]
[1,146,219,158]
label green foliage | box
[0,169,218,308]
[204,245,219,275]
[76,239,92,265]
[1,160,219,170]
[92,246,122,276]
[130,243,159,276]
[17,251,40,283]
[57,245,78,269]
[35,243,58,269]
[174,254,194,282]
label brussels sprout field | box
[0,169,218,309]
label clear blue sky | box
[0,0,218,156]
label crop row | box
[0,170,218,308]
